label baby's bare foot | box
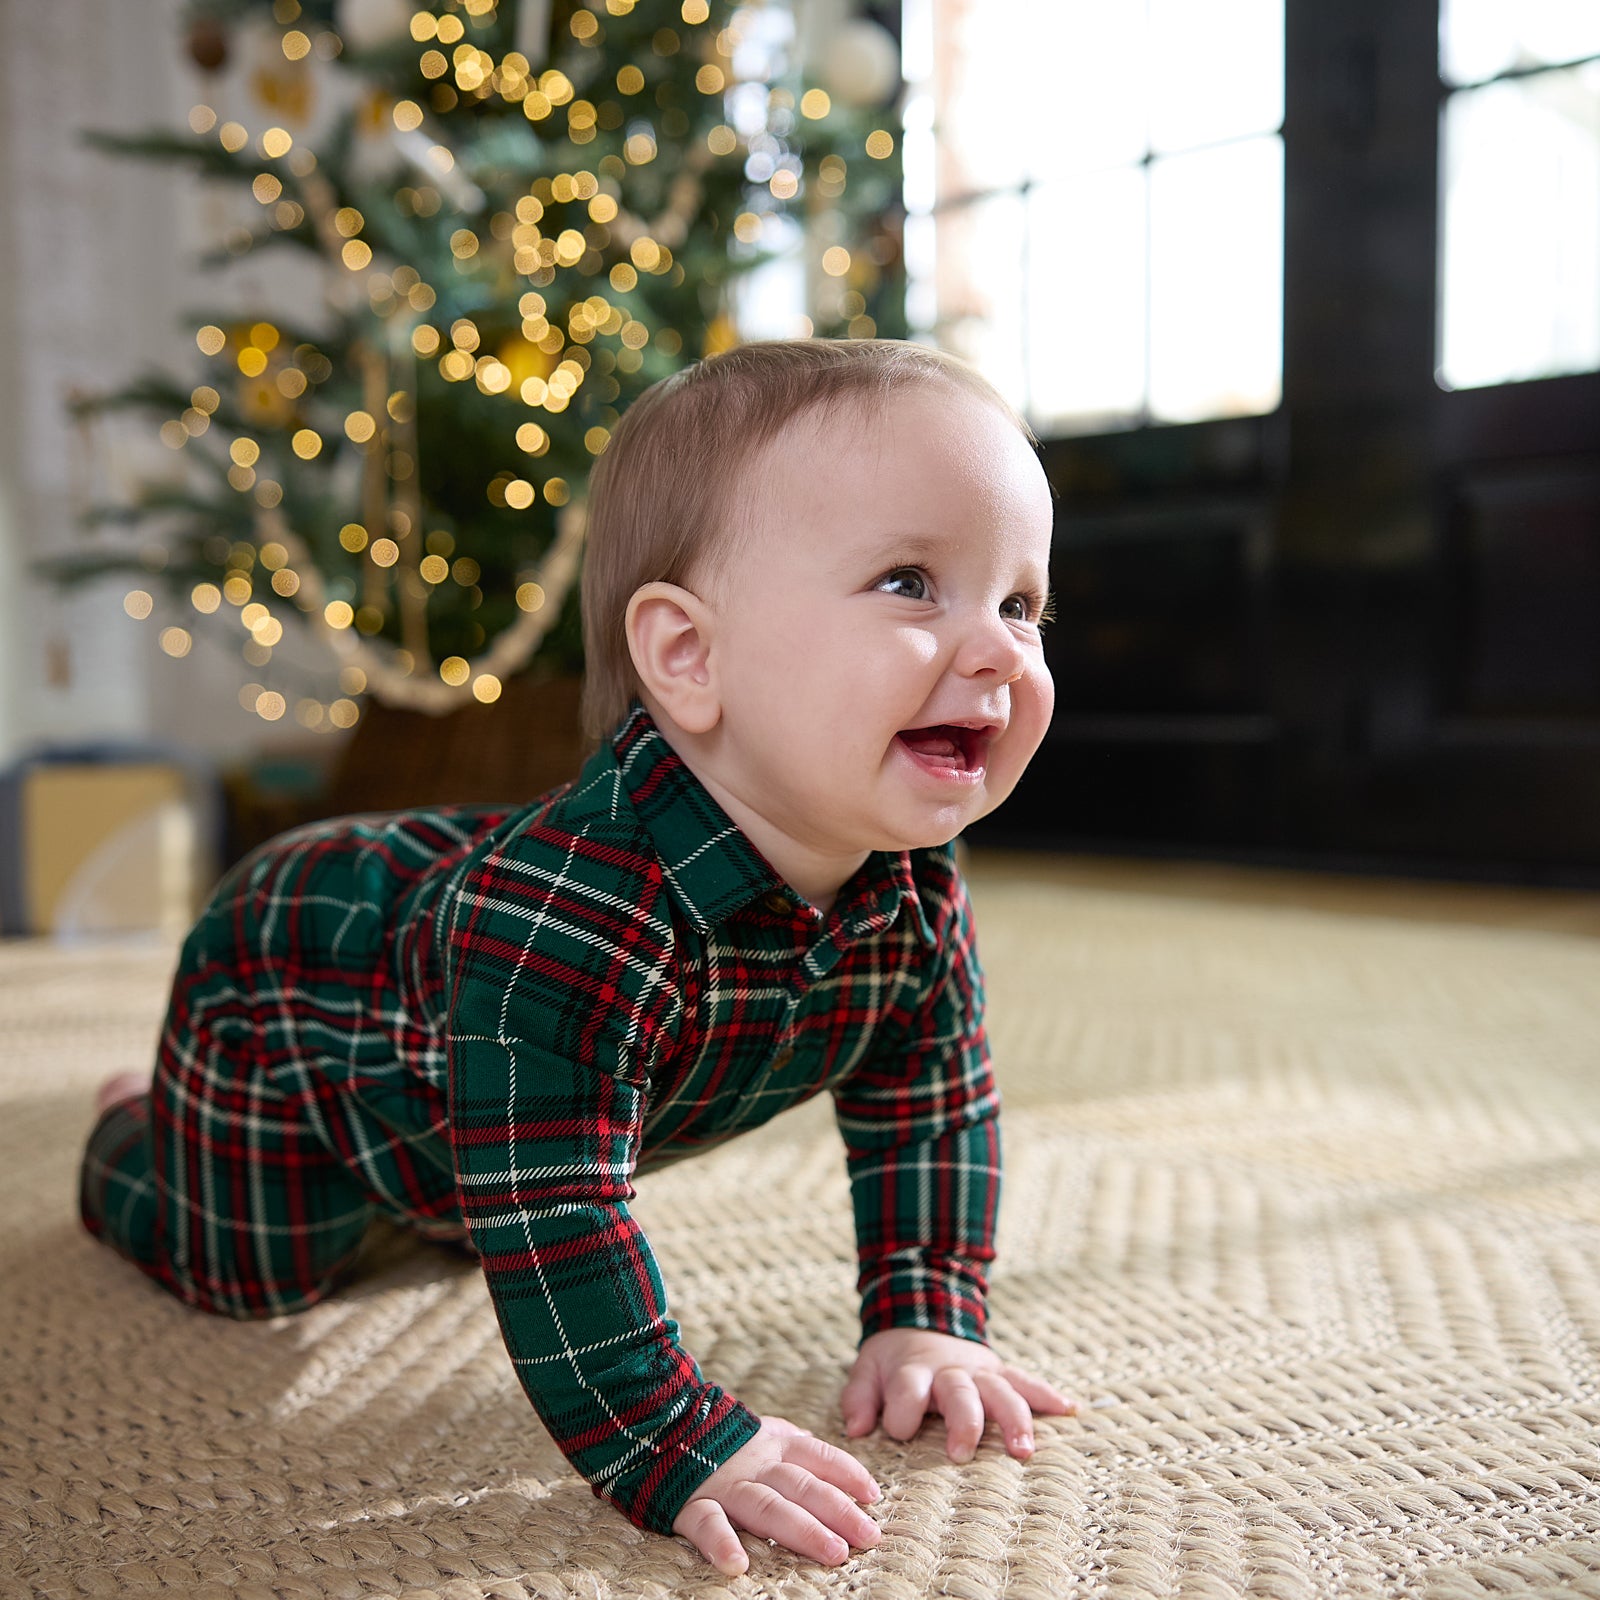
[95,1072,149,1116]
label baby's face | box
[702,382,1056,857]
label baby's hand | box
[841,1328,1075,1462]
[672,1416,882,1576]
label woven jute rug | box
[4,857,1600,1599]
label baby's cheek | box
[1015,668,1054,754]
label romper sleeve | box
[829,851,1001,1346]
[444,838,761,1534]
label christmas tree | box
[49,0,906,737]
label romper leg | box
[79,1067,381,1320]
[78,1030,382,1320]
[149,1042,380,1320]
[79,1093,160,1269]
[79,814,434,1320]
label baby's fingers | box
[840,1364,883,1438]
[974,1370,1038,1458]
[770,1462,882,1554]
[880,1363,935,1442]
[1001,1365,1076,1416]
[787,1434,882,1506]
[726,1480,852,1567]
[675,1496,749,1577]
[933,1368,986,1463]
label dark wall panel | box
[975,1,1600,885]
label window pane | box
[1027,168,1148,430]
[929,191,1029,414]
[1439,64,1600,389]
[932,0,1031,200]
[1027,3,1149,177]
[1148,0,1285,153]
[907,0,1287,436]
[1148,136,1284,423]
[931,1,1147,199]
[1441,0,1600,89]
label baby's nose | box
[957,611,1028,681]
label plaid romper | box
[79,699,1002,1532]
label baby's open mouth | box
[896,725,984,771]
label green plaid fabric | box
[80,698,1000,1534]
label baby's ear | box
[625,582,720,735]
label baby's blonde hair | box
[578,336,1036,747]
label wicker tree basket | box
[323,673,589,815]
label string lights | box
[62,0,907,730]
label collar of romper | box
[607,698,936,949]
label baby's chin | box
[871,813,983,854]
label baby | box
[80,337,1070,1577]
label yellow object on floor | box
[7,761,203,939]
[4,856,1599,1597]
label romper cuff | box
[857,1251,991,1346]
[608,1387,764,1534]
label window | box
[902,0,1285,436]
[1437,0,1600,391]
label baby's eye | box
[1001,592,1054,625]
[876,567,929,600]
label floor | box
[7,861,1600,1597]
[968,847,1600,939]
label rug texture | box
[3,859,1599,1599]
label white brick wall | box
[0,0,337,773]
